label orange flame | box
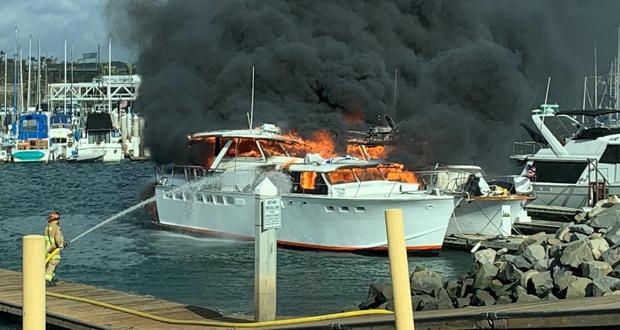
[346,145,389,159]
[280,130,336,159]
[300,172,317,190]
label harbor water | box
[0,162,471,318]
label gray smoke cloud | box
[106,0,620,172]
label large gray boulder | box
[589,276,620,297]
[560,239,594,268]
[359,283,392,309]
[455,296,471,308]
[473,262,499,289]
[457,277,474,298]
[529,271,554,296]
[471,289,496,306]
[602,246,620,267]
[604,224,620,246]
[552,266,573,293]
[556,223,573,243]
[512,255,533,270]
[523,244,547,264]
[565,276,593,299]
[591,204,620,228]
[497,262,523,283]
[569,224,595,235]
[513,285,541,303]
[473,249,497,267]
[520,269,539,288]
[410,269,443,295]
[518,232,548,254]
[431,288,454,310]
[581,261,613,279]
[589,238,610,260]
[445,279,460,299]
[496,295,513,304]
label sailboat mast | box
[3,53,7,127]
[108,35,112,114]
[27,36,31,111]
[64,39,67,114]
[19,50,23,113]
[617,26,620,110]
[37,36,41,111]
[594,41,598,109]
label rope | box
[46,291,392,328]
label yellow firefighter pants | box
[45,259,60,281]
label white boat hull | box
[529,183,620,209]
[154,186,455,251]
[446,198,527,237]
[75,143,123,162]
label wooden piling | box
[22,235,46,330]
[254,178,280,322]
[385,208,414,330]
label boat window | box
[291,171,328,195]
[327,170,358,184]
[226,196,235,205]
[600,145,620,163]
[215,195,225,204]
[259,140,288,157]
[355,167,384,181]
[88,131,111,144]
[531,161,587,184]
[224,138,262,158]
[22,119,41,133]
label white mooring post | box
[254,178,280,322]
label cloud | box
[0,0,132,61]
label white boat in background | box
[48,113,76,160]
[70,112,122,162]
[12,113,50,163]
[417,165,533,237]
[154,124,456,251]
[512,105,620,209]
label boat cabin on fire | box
[154,123,456,251]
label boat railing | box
[155,164,214,185]
[414,170,468,195]
[512,141,543,158]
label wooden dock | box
[3,267,620,329]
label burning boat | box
[347,116,534,238]
[153,123,456,251]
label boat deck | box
[2,267,620,329]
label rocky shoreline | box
[360,199,620,312]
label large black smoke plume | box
[106,0,620,172]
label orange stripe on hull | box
[156,222,443,252]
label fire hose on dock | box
[42,194,395,328]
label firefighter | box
[45,211,69,286]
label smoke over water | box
[106,1,620,172]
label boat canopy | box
[573,127,620,140]
[18,114,48,140]
[86,112,113,131]
[189,124,299,144]
[555,109,620,117]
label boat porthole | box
[287,200,293,206]
[425,204,435,210]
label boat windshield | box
[325,165,420,184]
[259,140,289,157]
[224,138,263,158]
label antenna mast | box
[249,65,255,129]
[544,76,551,104]
[392,67,398,118]
[595,41,598,109]
[26,36,31,111]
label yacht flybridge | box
[154,124,456,251]
[513,104,620,209]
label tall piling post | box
[254,178,280,322]
[22,235,46,330]
[385,209,414,330]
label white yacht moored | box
[70,112,123,162]
[154,124,456,251]
[513,105,620,209]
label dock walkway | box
[3,267,620,329]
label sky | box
[0,0,133,62]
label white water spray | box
[69,196,156,243]
[68,174,219,244]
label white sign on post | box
[262,198,281,230]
